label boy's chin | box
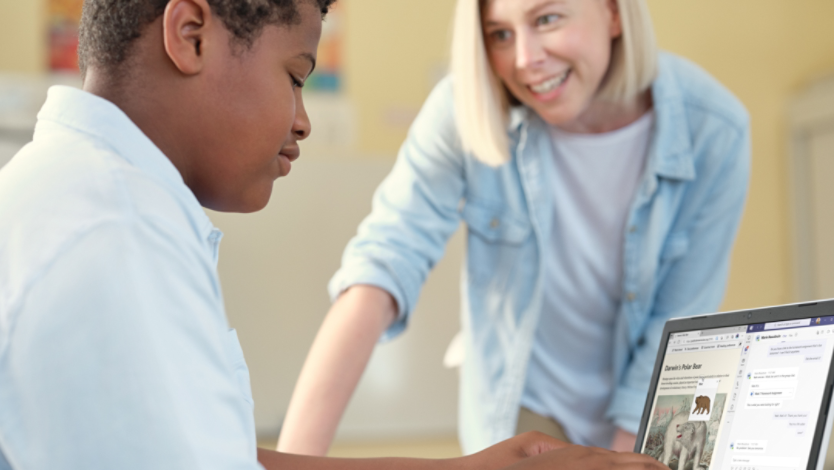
[201,186,273,214]
[234,190,273,214]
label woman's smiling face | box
[482,0,621,127]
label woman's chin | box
[536,106,583,128]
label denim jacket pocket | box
[656,231,690,286]
[462,202,532,245]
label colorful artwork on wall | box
[49,0,83,72]
[307,1,344,93]
[45,0,345,83]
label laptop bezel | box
[633,300,834,470]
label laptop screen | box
[640,314,834,470]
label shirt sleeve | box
[328,76,467,341]
[606,118,752,434]
[0,219,262,470]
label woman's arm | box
[280,77,468,454]
[278,285,397,455]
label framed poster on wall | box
[49,0,83,72]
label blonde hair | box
[451,0,658,166]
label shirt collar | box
[34,86,220,242]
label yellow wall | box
[647,0,834,310]
[344,0,456,155]
[0,0,46,74]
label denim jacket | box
[329,52,750,453]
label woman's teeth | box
[529,69,570,94]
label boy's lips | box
[279,146,300,162]
[276,146,300,177]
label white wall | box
[207,158,464,441]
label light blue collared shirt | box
[0,86,261,469]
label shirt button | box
[490,218,500,229]
[629,225,637,233]
[626,292,636,302]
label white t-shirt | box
[520,111,655,447]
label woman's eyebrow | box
[528,0,567,15]
[484,0,566,26]
[530,0,568,13]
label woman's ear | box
[162,0,213,75]
[606,0,623,39]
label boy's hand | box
[458,432,669,470]
[458,432,568,469]
[497,443,670,470]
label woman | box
[279,0,749,455]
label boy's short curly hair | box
[78,0,336,75]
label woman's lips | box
[527,68,571,102]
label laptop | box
[635,300,834,470]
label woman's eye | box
[489,29,512,43]
[536,14,560,26]
[291,75,304,89]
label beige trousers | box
[515,407,572,444]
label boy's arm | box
[265,432,669,470]
[278,285,397,455]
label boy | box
[0,0,666,469]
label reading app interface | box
[641,316,834,470]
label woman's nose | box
[515,29,546,70]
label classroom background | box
[2,0,834,462]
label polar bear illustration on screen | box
[662,413,706,470]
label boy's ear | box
[163,0,213,75]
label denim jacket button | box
[626,292,636,301]
[490,218,500,229]
[629,225,637,233]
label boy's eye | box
[291,75,304,89]
[536,14,560,26]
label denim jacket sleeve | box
[607,110,751,434]
[328,77,466,341]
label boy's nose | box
[293,102,312,140]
